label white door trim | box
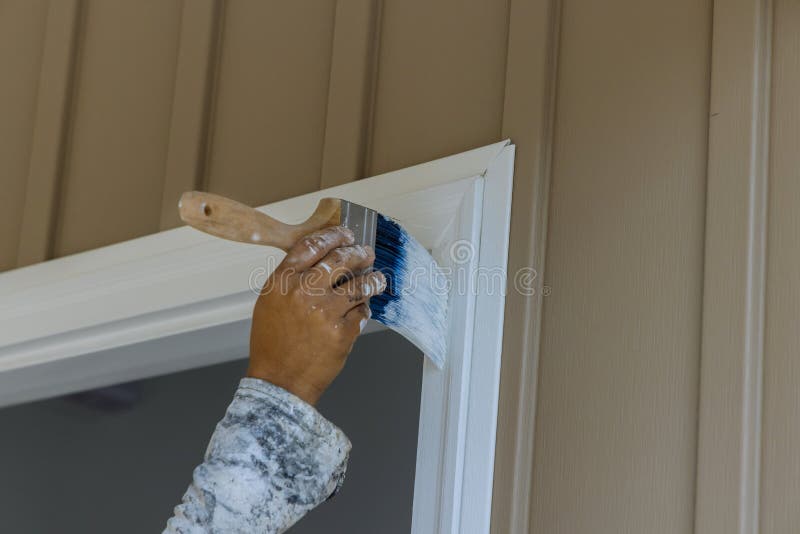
[0,141,515,534]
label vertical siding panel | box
[530,1,711,533]
[319,0,381,188]
[16,0,82,266]
[367,0,509,175]
[0,0,49,271]
[694,0,772,532]
[203,1,337,207]
[760,1,800,531]
[159,0,221,230]
[53,0,183,256]
[492,0,560,531]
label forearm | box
[164,378,350,534]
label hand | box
[247,226,387,405]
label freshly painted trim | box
[460,146,515,531]
[694,0,773,533]
[412,145,515,534]
[0,141,514,534]
[413,176,484,534]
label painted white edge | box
[413,175,483,534]
[0,140,514,534]
[412,145,515,533]
[461,145,514,531]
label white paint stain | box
[376,276,386,293]
[251,232,261,242]
[200,202,207,214]
[319,262,332,273]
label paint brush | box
[179,191,448,368]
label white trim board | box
[0,141,515,534]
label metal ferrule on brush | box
[339,200,378,248]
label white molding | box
[413,176,484,534]
[694,0,772,533]
[0,141,515,534]
[461,145,515,531]
[411,146,515,534]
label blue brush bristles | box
[369,214,448,368]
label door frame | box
[0,141,516,533]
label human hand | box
[247,226,387,405]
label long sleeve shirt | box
[163,377,351,533]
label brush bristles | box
[369,214,448,368]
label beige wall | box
[760,0,800,531]
[526,0,711,532]
[0,0,50,271]
[2,0,797,533]
[0,0,509,265]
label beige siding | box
[4,1,800,532]
[761,1,800,531]
[203,1,337,206]
[367,0,509,175]
[0,0,49,270]
[528,1,711,532]
[53,0,183,256]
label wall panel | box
[760,1,800,531]
[529,1,711,532]
[203,0,337,206]
[9,2,800,532]
[693,0,771,531]
[492,0,559,530]
[54,0,182,256]
[158,0,222,230]
[0,0,49,270]
[367,0,509,175]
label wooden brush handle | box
[179,191,341,251]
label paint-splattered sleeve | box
[163,377,351,534]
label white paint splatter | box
[251,232,261,242]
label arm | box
[164,227,386,533]
[164,379,350,533]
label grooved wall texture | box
[760,1,800,531]
[3,0,798,533]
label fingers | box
[343,303,372,335]
[303,245,375,290]
[330,270,386,315]
[279,226,354,273]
